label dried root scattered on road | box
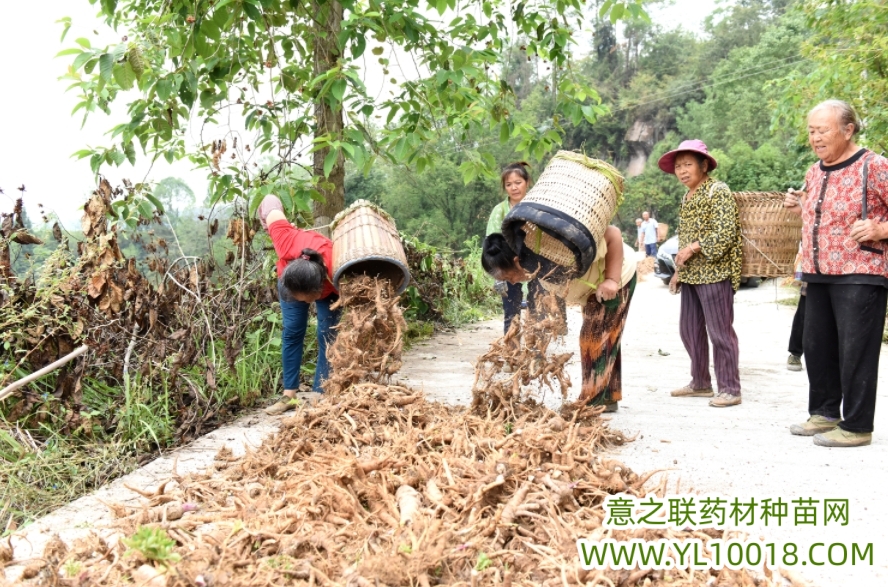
[11,278,786,587]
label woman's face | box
[503,172,529,203]
[292,291,322,303]
[673,153,707,189]
[808,108,854,165]
[494,257,529,284]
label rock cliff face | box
[624,119,657,177]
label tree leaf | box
[144,193,164,214]
[243,0,262,21]
[323,148,339,178]
[330,78,346,102]
[113,63,136,90]
[72,51,93,71]
[99,53,114,82]
[156,78,173,101]
[123,140,137,165]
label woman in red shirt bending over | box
[257,194,340,415]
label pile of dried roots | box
[14,383,784,587]
[324,276,407,395]
[472,291,571,420]
[635,257,655,281]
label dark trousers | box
[279,281,341,392]
[503,279,540,334]
[788,294,807,357]
[679,280,741,395]
[502,279,565,333]
[804,282,887,433]
[645,243,658,257]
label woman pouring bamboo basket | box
[481,152,636,412]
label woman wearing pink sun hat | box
[659,139,743,408]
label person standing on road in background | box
[486,162,536,334]
[486,163,566,335]
[635,218,644,252]
[640,211,659,257]
[784,99,888,448]
[659,139,743,408]
[257,194,341,415]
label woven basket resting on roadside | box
[734,191,802,278]
[501,151,623,281]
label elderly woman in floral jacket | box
[784,99,888,448]
[659,139,743,409]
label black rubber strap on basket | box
[859,153,881,254]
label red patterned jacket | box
[801,149,888,286]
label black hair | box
[281,248,327,296]
[500,162,532,190]
[481,234,519,275]
[688,152,709,173]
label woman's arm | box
[596,225,624,301]
[257,194,285,230]
[265,209,287,226]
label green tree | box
[60,0,645,229]
[381,159,501,249]
[152,177,196,220]
[775,0,888,153]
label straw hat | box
[658,139,718,174]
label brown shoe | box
[264,396,298,416]
[670,385,714,398]
[790,415,841,436]
[709,393,741,407]
[813,428,872,447]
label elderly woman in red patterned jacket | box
[784,99,888,448]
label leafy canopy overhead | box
[60,0,646,216]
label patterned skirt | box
[578,274,637,406]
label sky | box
[0,0,712,229]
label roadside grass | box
[0,238,496,531]
[0,316,287,532]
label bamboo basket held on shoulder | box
[330,200,411,295]
[501,151,623,280]
[733,191,802,278]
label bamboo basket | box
[330,200,411,295]
[734,191,802,278]
[502,151,623,278]
[657,222,669,242]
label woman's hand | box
[850,219,886,243]
[784,188,804,215]
[669,273,681,295]
[675,243,699,268]
[596,278,620,302]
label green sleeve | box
[698,183,739,262]
[486,200,508,236]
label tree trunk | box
[311,0,345,238]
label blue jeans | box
[645,243,658,257]
[278,281,341,393]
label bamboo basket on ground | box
[734,191,802,278]
[330,200,411,295]
[501,151,624,279]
